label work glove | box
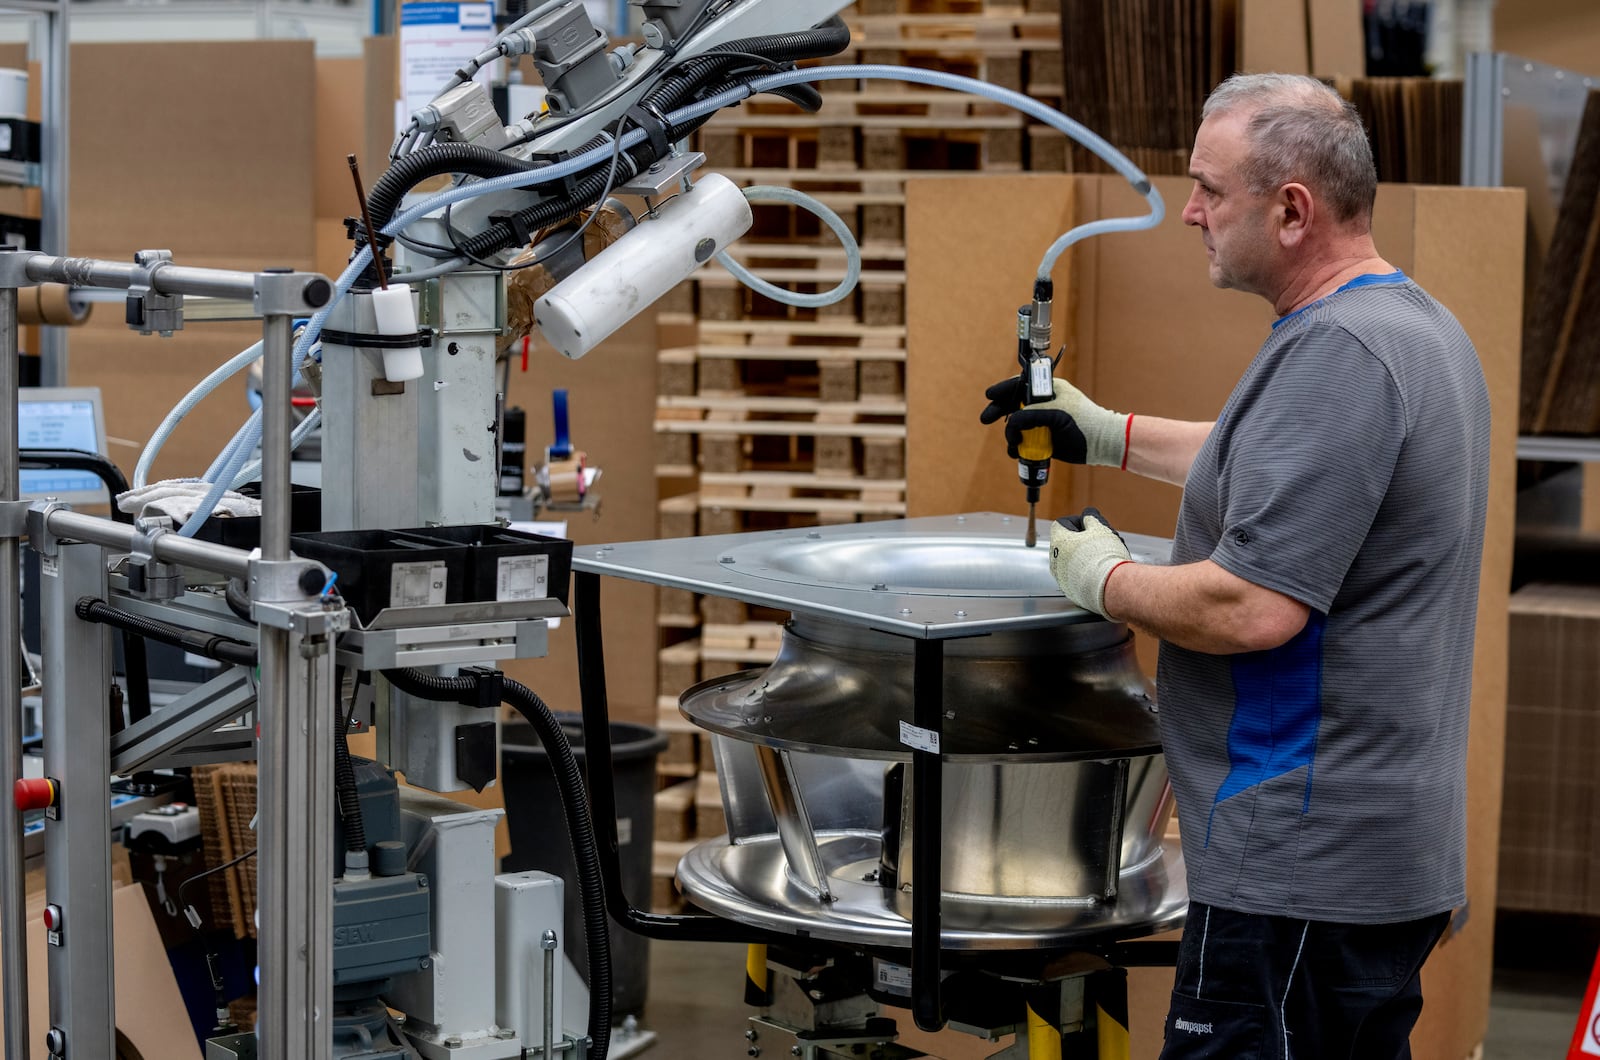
[1049,508,1132,619]
[979,376,1130,468]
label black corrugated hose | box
[332,667,367,858]
[382,667,612,1060]
[73,598,258,668]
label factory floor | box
[637,912,1599,1059]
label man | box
[981,73,1490,1059]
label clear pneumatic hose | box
[177,63,1164,535]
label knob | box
[44,1027,64,1055]
[14,778,56,812]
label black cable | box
[176,846,257,1034]
[382,668,611,1060]
[74,598,258,667]
[443,111,634,272]
[177,847,257,915]
[333,668,368,859]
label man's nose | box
[1181,188,1204,226]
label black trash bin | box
[500,715,669,1017]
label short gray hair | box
[1201,73,1377,224]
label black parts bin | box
[500,715,668,1016]
[290,528,467,623]
[186,483,322,550]
[409,524,572,607]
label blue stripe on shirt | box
[1272,270,1408,330]
[1205,610,1327,847]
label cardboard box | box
[1495,0,1600,79]
[1499,583,1600,914]
[0,880,202,1059]
[905,174,1523,1060]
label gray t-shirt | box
[1158,272,1490,924]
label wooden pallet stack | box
[649,0,1066,908]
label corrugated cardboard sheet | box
[1500,583,1600,915]
[64,41,317,482]
[906,173,1523,1060]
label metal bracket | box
[125,519,185,601]
[617,151,705,198]
[128,250,184,336]
[25,500,69,559]
[252,597,350,637]
[253,268,334,317]
[249,556,327,606]
[0,244,42,288]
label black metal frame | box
[570,569,1180,1037]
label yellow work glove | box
[979,376,1131,469]
[1048,508,1132,618]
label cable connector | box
[457,666,504,709]
[500,28,539,58]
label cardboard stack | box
[1500,583,1600,915]
[1521,89,1600,436]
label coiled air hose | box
[381,667,612,1060]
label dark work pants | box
[1157,901,1451,1060]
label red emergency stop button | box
[42,905,61,932]
[13,778,56,812]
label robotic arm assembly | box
[0,3,1176,1060]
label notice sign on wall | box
[400,2,497,119]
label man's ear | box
[1277,182,1315,247]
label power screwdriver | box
[1016,279,1056,548]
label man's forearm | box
[1121,417,1214,485]
[1103,558,1309,654]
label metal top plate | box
[574,513,1171,639]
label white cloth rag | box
[116,479,262,525]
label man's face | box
[1181,110,1276,297]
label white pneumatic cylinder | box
[535,172,753,359]
[370,283,424,382]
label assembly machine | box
[0,2,1179,1058]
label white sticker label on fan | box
[390,562,448,608]
[496,554,549,601]
[898,721,939,754]
[876,962,912,992]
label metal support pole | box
[259,312,293,561]
[255,306,334,1060]
[37,0,68,386]
[255,614,337,1060]
[910,638,945,1033]
[41,541,116,1058]
[0,279,30,1058]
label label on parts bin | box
[390,562,449,608]
[496,554,549,602]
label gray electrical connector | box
[413,81,513,151]
[531,5,616,115]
